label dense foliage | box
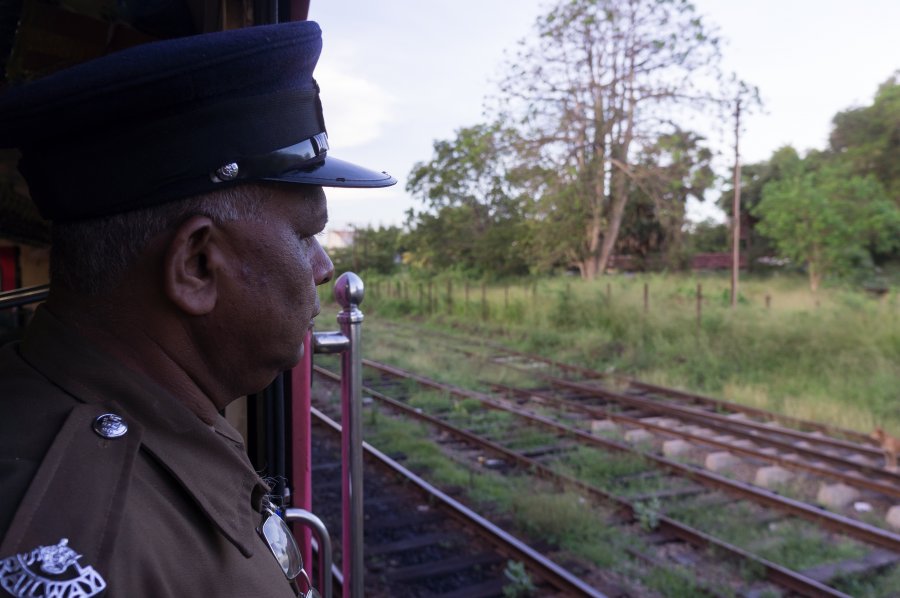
[724,73,900,290]
[754,159,898,291]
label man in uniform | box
[0,20,394,597]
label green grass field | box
[320,271,900,435]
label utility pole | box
[730,97,742,308]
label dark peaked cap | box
[0,21,395,222]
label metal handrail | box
[312,272,365,598]
[285,508,333,598]
[0,283,49,310]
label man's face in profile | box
[198,184,333,396]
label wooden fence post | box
[643,282,649,313]
[428,281,433,314]
[696,283,702,328]
[446,279,453,314]
[481,283,488,321]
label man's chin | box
[281,344,308,373]
[239,338,310,393]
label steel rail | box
[384,321,873,445]
[483,348,876,449]
[541,375,897,483]
[617,381,881,457]
[474,344,882,457]
[361,358,900,554]
[624,379,874,445]
[314,365,853,598]
[489,381,900,500]
[309,404,606,597]
[476,352,891,479]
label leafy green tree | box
[616,130,714,270]
[615,189,664,269]
[328,225,405,276]
[753,162,900,291]
[718,146,805,269]
[830,73,900,200]
[632,130,715,268]
[405,124,532,277]
[494,0,726,278]
[685,218,729,254]
[404,205,531,277]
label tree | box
[830,73,900,200]
[615,188,664,268]
[494,0,724,279]
[632,129,714,268]
[753,162,900,292]
[405,124,532,277]
[685,218,728,254]
[718,146,803,269]
[328,225,405,276]
[405,205,531,276]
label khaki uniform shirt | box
[0,307,298,597]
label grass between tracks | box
[359,389,900,597]
[322,271,900,435]
[362,403,744,597]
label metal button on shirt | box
[92,414,128,438]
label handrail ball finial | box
[333,272,364,309]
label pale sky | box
[308,1,900,231]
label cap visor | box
[264,155,396,188]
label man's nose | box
[313,239,334,286]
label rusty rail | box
[361,358,900,555]
[310,404,606,597]
[315,365,855,598]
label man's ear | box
[163,215,223,316]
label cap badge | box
[0,538,107,597]
[92,413,128,439]
[212,162,240,182]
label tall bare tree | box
[495,0,723,278]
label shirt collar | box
[19,306,269,558]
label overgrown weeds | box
[322,272,900,433]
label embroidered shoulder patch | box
[0,538,106,597]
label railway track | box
[311,342,900,596]
[379,323,900,508]
[309,406,604,597]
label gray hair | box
[50,185,270,295]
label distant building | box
[607,252,748,272]
[691,252,748,271]
[323,229,355,249]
